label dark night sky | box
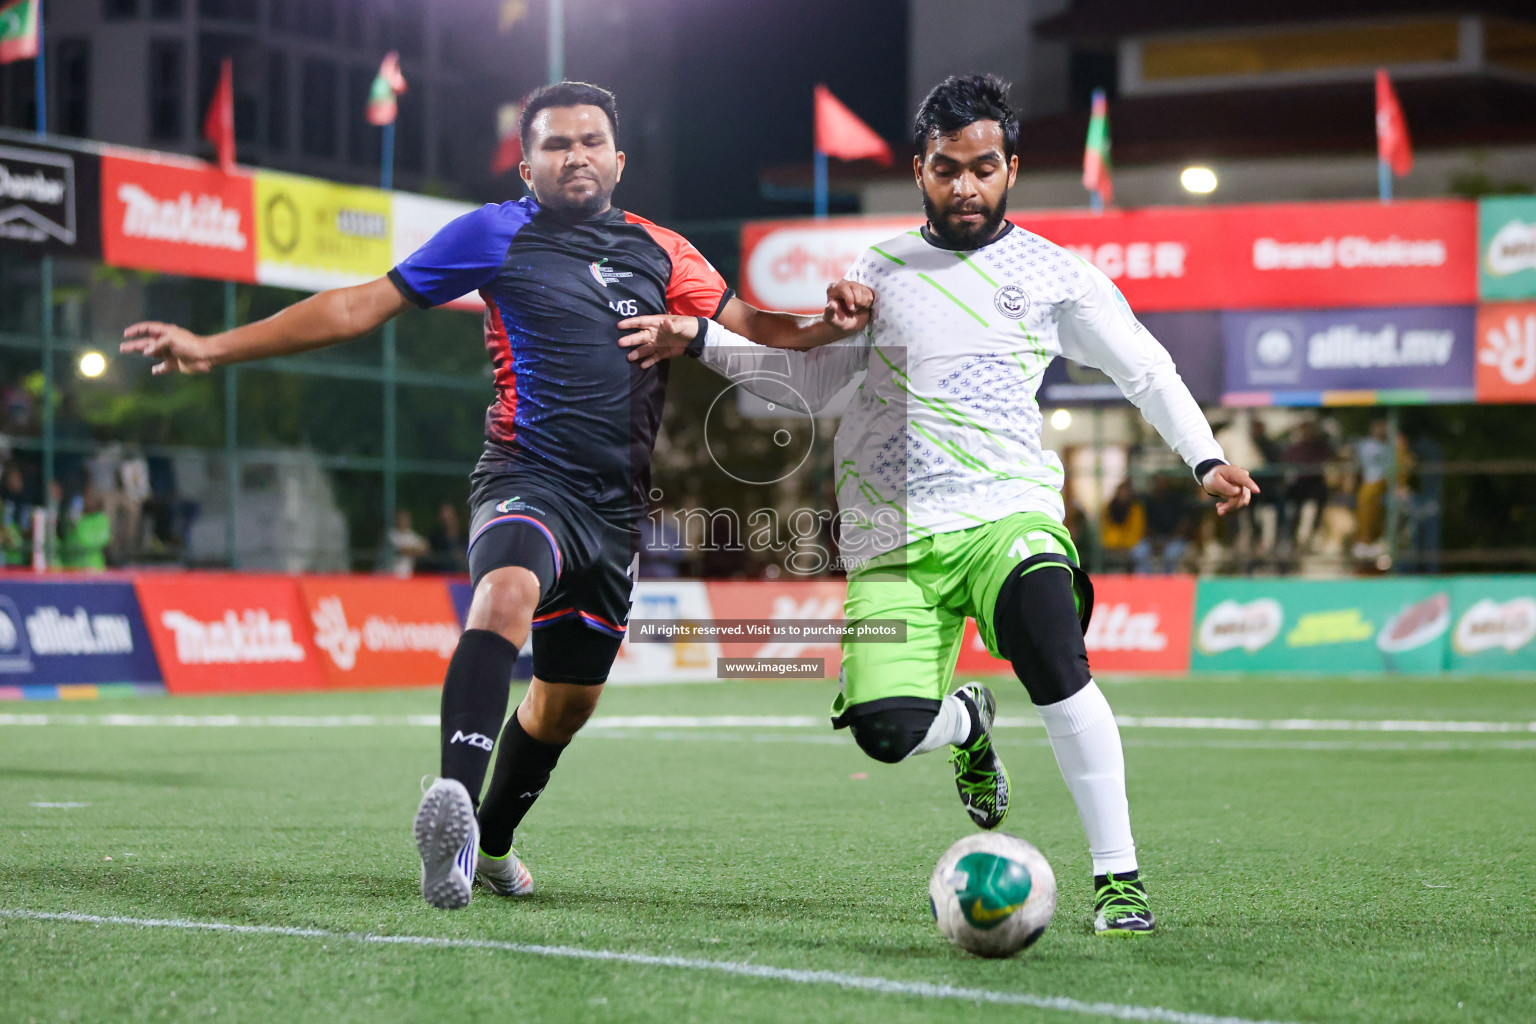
[666,0,908,221]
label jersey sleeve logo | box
[589,257,634,288]
[993,284,1030,320]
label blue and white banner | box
[1223,305,1476,404]
[0,580,162,685]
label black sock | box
[439,629,518,805]
[478,711,567,857]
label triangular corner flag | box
[367,52,408,127]
[1375,69,1413,177]
[814,84,893,165]
[202,57,236,173]
[0,0,40,66]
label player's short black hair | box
[518,81,620,148]
[912,74,1018,161]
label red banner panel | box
[296,576,460,689]
[704,580,848,678]
[740,200,1477,315]
[955,574,1196,676]
[100,150,257,283]
[132,574,325,694]
[1475,302,1536,403]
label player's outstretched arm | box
[121,276,412,375]
[1202,463,1260,516]
[618,284,872,368]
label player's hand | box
[121,321,217,375]
[823,279,873,333]
[617,314,699,370]
[1203,463,1259,516]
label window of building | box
[300,58,339,158]
[267,52,289,151]
[56,39,91,137]
[396,81,424,174]
[150,0,183,17]
[148,39,184,142]
[198,0,257,23]
[103,0,139,19]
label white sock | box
[909,692,973,758]
[1036,680,1138,875]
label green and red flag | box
[366,51,407,127]
[1082,88,1112,205]
[0,0,40,65]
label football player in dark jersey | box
[122,81,867,909]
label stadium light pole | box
[548,0,564,84]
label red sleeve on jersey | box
[625,212,733,318]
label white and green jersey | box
[701,222,1224,570]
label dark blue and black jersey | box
[388,197,732,522]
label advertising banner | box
[298,576,460,688]
[1214,200,1476,310]
[254,171,393,291]
[1223,305,1476,405]
[609,580,720,683]
[739,200,1476,316]
[1190,578,1451,673]
[133,574,326,694]
[1039,312,1224,405]
[0,579,160,685]
[1478,196,1536,301]
[1447,575,1536,672]
[100,150,256,283]
[703,580,848,678]
[0,138,101,258]
[1474,302,1536,402]
[392,192,482,311]
[955,574,1196,675]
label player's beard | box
[541,174,616,221]
[923,190,1009,250]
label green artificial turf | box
[1,676,1533,1023]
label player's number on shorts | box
[1008,531,1060,561]
[609,299,638,317]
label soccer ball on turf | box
[928,832,1056,958]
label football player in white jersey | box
[618,74,1257,934]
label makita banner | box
[956,574,1195,675]
[0,579,160,685]
[0,136,101,258]
[740,200,1476,315]
[133,574,325,694]
[1223,305,1476,405]
[298,576,460,688]
[100,150,256,283]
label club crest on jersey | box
[589,258,634,288]
[993,284,1030,320]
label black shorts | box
[466,473,638,685]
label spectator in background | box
[116,446,151,564]
[387,509,430,578]
[1137,475,1194,574]
[424,502,469,574]
[1409,433,1444,574]
[1281,419,1333,554]
[1352,420,1391,559]
[63,484,111,570]
[1247,417,1284,560]
[1099,480,1146,572]
[1,462,34,566]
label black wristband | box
[685,316,708,358]
[1194,459,1227,490]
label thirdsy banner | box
[254,171,393,290]
[299,576,460,688]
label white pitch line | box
[0,908,1295,1024]
[2,711,1533,734]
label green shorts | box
[832,511,1085,720]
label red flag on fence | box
[202,58,235,173]
[491,101,524,176]
[814,84,892,165]
[1375,69,1412,177]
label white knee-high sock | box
[909,692,973,758]
[1036,680,1138,875]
